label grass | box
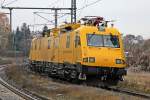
[118,71,150,94]
[4,65,145,100]
[0,57,12,65]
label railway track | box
[26,64,150,99]
[0,78,49,100]
[1,64,150,100]
[0,65,9,68]
[0,65,49,100]
[51,77,150,99]
[77,78,150,99]
[105,87,150,99]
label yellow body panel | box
[29,24,126,69]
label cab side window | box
[48,40,51,49]
[35,40,37,50]
[66,35,70,48]
[31,43,34,50]
[39,40,41,50]
[75,35,81,48]
[54,38,59,48]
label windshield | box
[87,34,103,46]
[87,34,120,48]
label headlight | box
[89,57,95,63]
[116,59,122,64]
[83,58,88,62]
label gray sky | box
[0,0,150,39]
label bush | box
[124,35,150,72]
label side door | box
[74,32,82,63]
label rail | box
[85,80,150,99]
[0,65,50,100]
[103,86,150,99]
[1,64,150,99]
[42,77,150,99]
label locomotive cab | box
[76,24,127,81]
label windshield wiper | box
[88,32,95,42]
[110,35,118,47]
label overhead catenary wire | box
[35,0,60,12]
[31,0,103,28]
[31,0,69,28]
[49,0,60,7]
[29,23,54,27]
[2,0,103,30]
[31,0,62,28]
[33,12,55,24]
[78,0,87,18]
[59,0,103,19]
[51,0,103,22]
[33,11,70,15]
[78,0,102,11]
[2,0,18,7]
[1,0,6,6]
[37,0,103,26]
[32,12,69,29]
[33,13,36,32]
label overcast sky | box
[0,0,150,39]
